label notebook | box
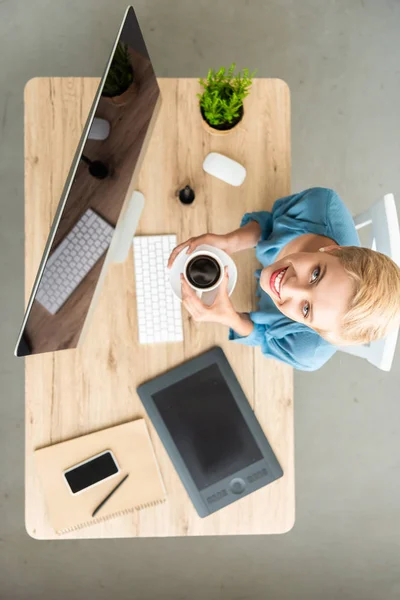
[34,419,166,534]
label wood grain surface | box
[24,77,294,538]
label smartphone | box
[63,450,120,495]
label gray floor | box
[1,0,400,598]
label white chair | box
[339,193,400,371]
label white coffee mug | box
[183,250,225,299]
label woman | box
[168,188,400,371]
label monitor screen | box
[15,7,160,356]
[152,364,263,491]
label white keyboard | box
[133,235,183,344]
[36,208,114,314]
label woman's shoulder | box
[324,189,361,247]
[258,315,337,371]
[272,187,335,224]
[292,328,337,371]
[279,327,337,371]
[272,187,360,247]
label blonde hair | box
[317,246,400,346]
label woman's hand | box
[181,267,255,337]
[168,233,236,269]
[181,267,236,326]
[168,221,262,269]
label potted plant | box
[102,42,135,106]
[198,63,255,135]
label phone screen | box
[64,451,119,494]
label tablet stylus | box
[92,473,129,518]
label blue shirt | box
[229,187,361,371]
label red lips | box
[269,267,287,298]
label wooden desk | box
[25,77,293,538]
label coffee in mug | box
[186,255,221,290]
[183,250,225,299]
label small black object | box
[81,155,109,180]
[91,473,129,517]
[88,161,109,179]
[179,185,195,204]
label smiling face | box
[259,250,355,335]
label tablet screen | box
[152,363,262,490]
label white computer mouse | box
[203,152,246,187]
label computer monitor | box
[15,6,161,357]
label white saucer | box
[169,244,237,306]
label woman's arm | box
[228,221,262,253]
[225,311,255,337]
[168,221,262,268]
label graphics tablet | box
[137,347,283,518]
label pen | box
[92,473,129,518]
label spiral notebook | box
[34,419,166,534]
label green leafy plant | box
[102,42,134,98]
[198,63,256,128]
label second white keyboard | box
[36,208,115,315]
[133,235,183,344]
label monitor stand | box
[77,189,144,347]
[109,190,145,263]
